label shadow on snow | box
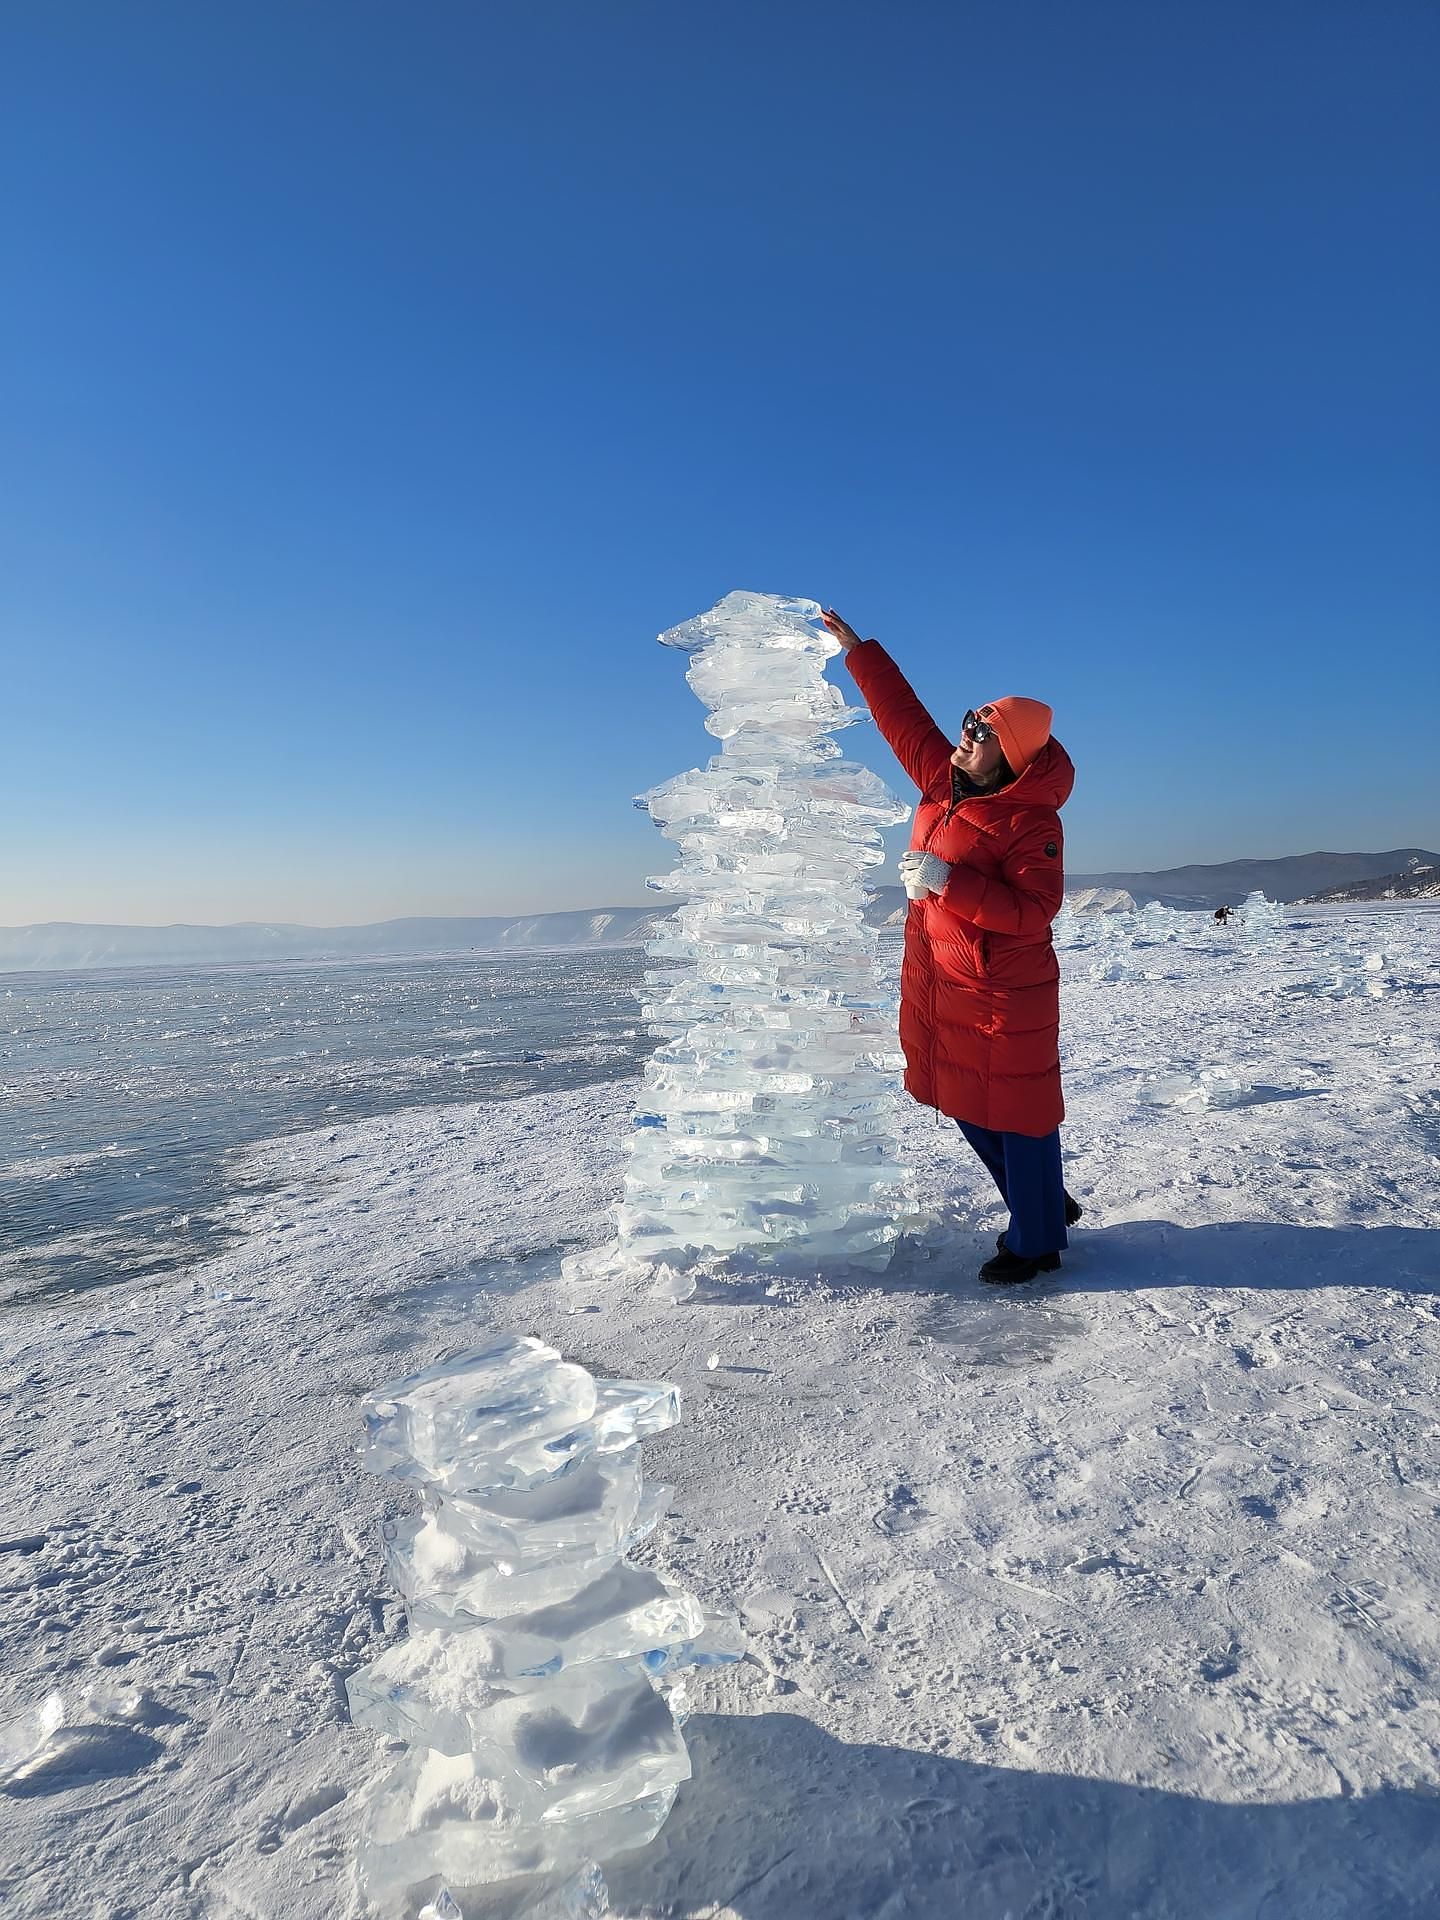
[1052,1221,1440,1298]
[603,1711,1440,1919]
[848,1221,1440,1303]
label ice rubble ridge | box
[348,1334,742,1911]
[1058,890,1435,998]
[618,591,914,1274]
[1057,890,1290,980]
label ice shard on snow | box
[613,590,913,1276]
[349,1335,742,1915]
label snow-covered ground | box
[3,905,1439,1918]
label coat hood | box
[1008,736,1074,811]
[943,737,1075,813]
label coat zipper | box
[921,770,986,1114]
[920,771,966,1118]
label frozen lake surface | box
[3,903,1440,1918]
[0,949,649,1305]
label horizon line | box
[3,845,1436,935]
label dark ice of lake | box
[0,949,650,1306]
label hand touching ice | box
[820,608,865,652]
[900,850,951,900]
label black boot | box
[980,1246,1061,1285]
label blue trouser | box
[957,1122,1068,1259]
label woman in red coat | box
[822,608,1079,1284]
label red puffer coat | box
[846,642,1074,1136]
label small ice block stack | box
[348,1335,743,1914]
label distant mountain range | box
[1063,848,1440,911]
[1300,860,1440,905]
[3,849,1435,972]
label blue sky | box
[2,2,1436,925]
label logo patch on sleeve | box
[1045,841,1058,858]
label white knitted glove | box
[899,849,951,899]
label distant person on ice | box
[1214,905,1232,926]
[822,608,1080,1284]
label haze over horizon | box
[3,5,1437,926]
[5,843,1437,935]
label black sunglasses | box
[960,707,996,744]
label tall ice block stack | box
[617,590,913,1276]
[348,1335,741,1914]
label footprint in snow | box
[873,1485,926,1536]
[256,1783,349,1854]
[1199,1644,1242,1682]
[778,1490,831,1516]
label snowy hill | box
[4,850,1438,969]
[1065,885,1139,914]
[1300,858,1440,904]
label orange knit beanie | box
[984,696,1053,775]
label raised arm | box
[822,609,953,798]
